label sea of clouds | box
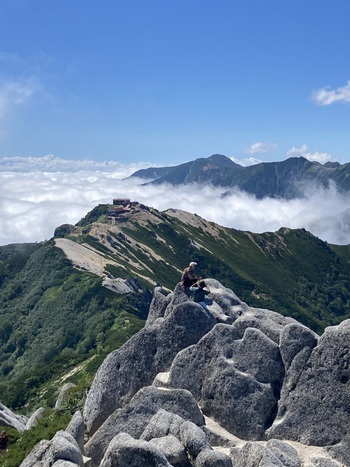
[1,155,350,246]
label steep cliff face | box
[21,280,350,466]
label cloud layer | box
[1,155,350,247]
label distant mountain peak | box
[129,154,243,186]
[128,154,350,199]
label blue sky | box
[1,0,350,166]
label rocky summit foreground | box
[21,280,350,466]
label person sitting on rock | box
[181,262,199,294]
[190,279,210,311]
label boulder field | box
[21,280,350,466]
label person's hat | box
[189,262,197,267]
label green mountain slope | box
[67,201,350,332]
[0,242,148,409]
[1,200,350,413]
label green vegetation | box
[0,241,146,411]
[79,203,350,334]
[0,311,143,466]
[53,223,75,238]
[182,225,350,332]
[76,204,110,226]
[0,410,71,467]
[95,204,350,334]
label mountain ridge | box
[54,201,350,333]
[129,154,242,186]
[129,154,350,199]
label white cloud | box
[311,81,350,106]
[245,142,276,155]
[1,155,350,246]
[286,144,336,164]
[0,78,38,118]
[230,156,262,167]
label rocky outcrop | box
[268,319,350,445]
[25,407,46,430]
[0,401,28,432]
[83,287,216,435]
[84,386,205,466]
[167,323,285,440]
[20,430,85,467]
[21,279,350,466]
[55,383,77,409]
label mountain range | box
[129,154,350,199]
[2,201,350,465]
